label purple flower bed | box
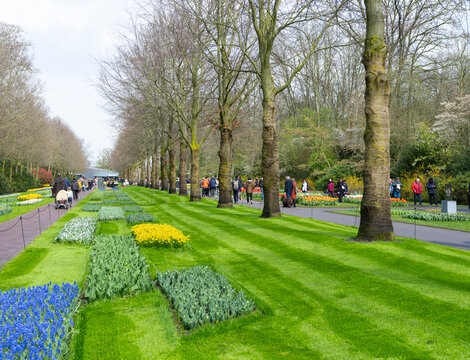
[0,282,80,359]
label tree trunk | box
[260,90,281,218]
[9,162,13,182]
[146,156,151,187]
[160,147,168,191]
[217,126,233,208]
[168,144,177,194]
[189,147,201,201]
[357,0,395,242]
[140,161,145,184]
[179,141,188,196]
[152,144,159,189]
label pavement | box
[0,189,91,267]
[242,201,470,251]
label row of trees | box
[0,23,88,183]
[100,0,469,241]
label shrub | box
[9,171,40,192]
[55,217,98,244]
[82,203,102,212]
[31,168,53,186]
[126,212,156,224]
[98,206,125,221]
[84,235,153,302]
[123,205,143,212]
[0,173,8,195]
[131,224,190,247]
[158,265,255,330]
[0,282,80,359]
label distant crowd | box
[52,173,95,207]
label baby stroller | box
[55,190,69,210]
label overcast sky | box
[0,0,136,165]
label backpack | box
[233,181,239,190]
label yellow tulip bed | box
[17,193,43,201]
[131,223,190,247]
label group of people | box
[201,176,219,197]
[327,179,348,202]
[390,177,438,206]
[231,176,263,204]
[52,173,95,207]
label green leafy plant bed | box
[82,203,102,212]
[103,198,118,205]
[90,191,104,201]
[55,217,98,244]
[401,210,470,222]
[119,199,137,205]
[123,205,143,212]
[84,235,154,302]
[103,191,117,198]
[157,265,255,330]
[126,212,156,224]
[98,206,125,221]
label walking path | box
[243,201,470,251]
[0,190,90,267]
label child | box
[67,187,73,207]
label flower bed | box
[158,265,255,330]
[343,194,362,204]
[119,199,137,205]
[401,211,469,222]
[84,235,153,302]
[16,198,43,205]
[81,203,102,212]
[391,198,407,207]
[98,206,125,221]
[55,217,98,244]
[0,204,12,215]
[103,198,118,205]
[0,282,80,359]
[131,224,190,247]
[90,191,104,201]
[126,212,156,225]
[123,205,143,212]
[17,193,42,201]
[297,195,338,206]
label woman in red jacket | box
[412,178,423,206]
[291,178,297,207]
[327,179,335,197]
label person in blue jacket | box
[426,178,437,206]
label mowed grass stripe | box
[153,198,444,358]
[175,199,470,307]
[152,201,434,359]
[165,199,470,341]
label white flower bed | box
[16,199,43,205]
[98,206,125,221]
[55,217,98,244]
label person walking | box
[202,177,210,197]
[284,176,294,199]
[390,178,395,197]
[245,177,255,204]
[392,177,402,199]
[52,173,65,197]
[259,177,264,200]
[291,178,297,207]
[336,179,346,203]
[71,178,80,200]
[232,176,241,204]
[426,177,437,206]
[67,187,73,207]
[301,179,309,193]
[327,179,335,197]
[412,178,423,206]
[209,176,217,196]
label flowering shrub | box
[55,217,98,244]
[98,206,125,221]
[17,193,42,201]
[131,224,190,247]
[82,203,102,212]
[31,168,53,186]
[297,195,338,206]
[0,282,80,359]
[84,235,153,302]
[126,212,156,225]
[158,265,255,330]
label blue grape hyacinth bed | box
[0,282,80,359]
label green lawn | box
[0,197,55,223]
[1,187,469,359]
[333,209,470,232]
